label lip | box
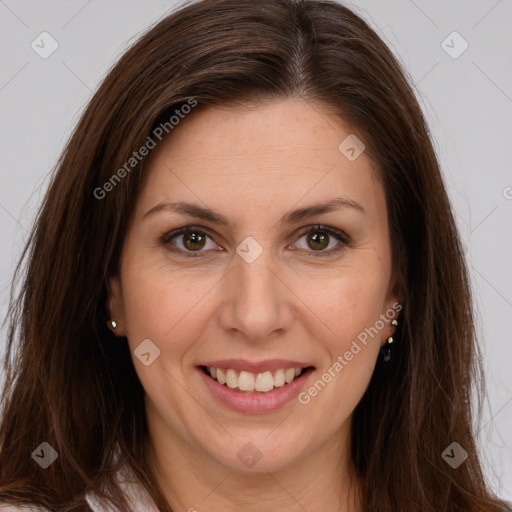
[197,365,315,414]
[198,359,312,373]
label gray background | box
[0,0,511,501]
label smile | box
[202,366,310,393]
[198,363,315,414]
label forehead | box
[135,97,385,226]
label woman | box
[0,0,509,510]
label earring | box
[107,319,118,335]
[380,319,398,363]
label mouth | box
[197,358,316,413]
[200,365,315,393]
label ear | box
[106,275,127,337]
[382,268,404,343]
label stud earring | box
[380,319,398,363]
[107,319,118,335]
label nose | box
[217,242,295,343]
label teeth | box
[238,371,255,391]
[285,368,295,383]
[255,371,274,392]
[206,366,306,393]
[274,369,285,387]
[226,369,238,389]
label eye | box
[161,226,220,258]
[291,225,349,258]
[160,225,349,258]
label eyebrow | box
[143,197,366,225]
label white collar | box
[85,464,159,512]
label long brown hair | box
[0,0,508,510]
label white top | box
[0,464,159,512]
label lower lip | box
[198,367,314,414]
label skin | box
[108,97,402,512]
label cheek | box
[118,269,207,405]
[120,261,216,355]
[306,267,389,347]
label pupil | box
[308,231,328,250]
[185,232,204,250]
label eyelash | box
[160,224,350,259]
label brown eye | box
[162,227,218,257]
[293,225,349,257]
[161,224,349,259]
[181,231,207,251]
[306,230,329,251]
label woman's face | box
[108,97,400,473]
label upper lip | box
[199,359,314,373]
